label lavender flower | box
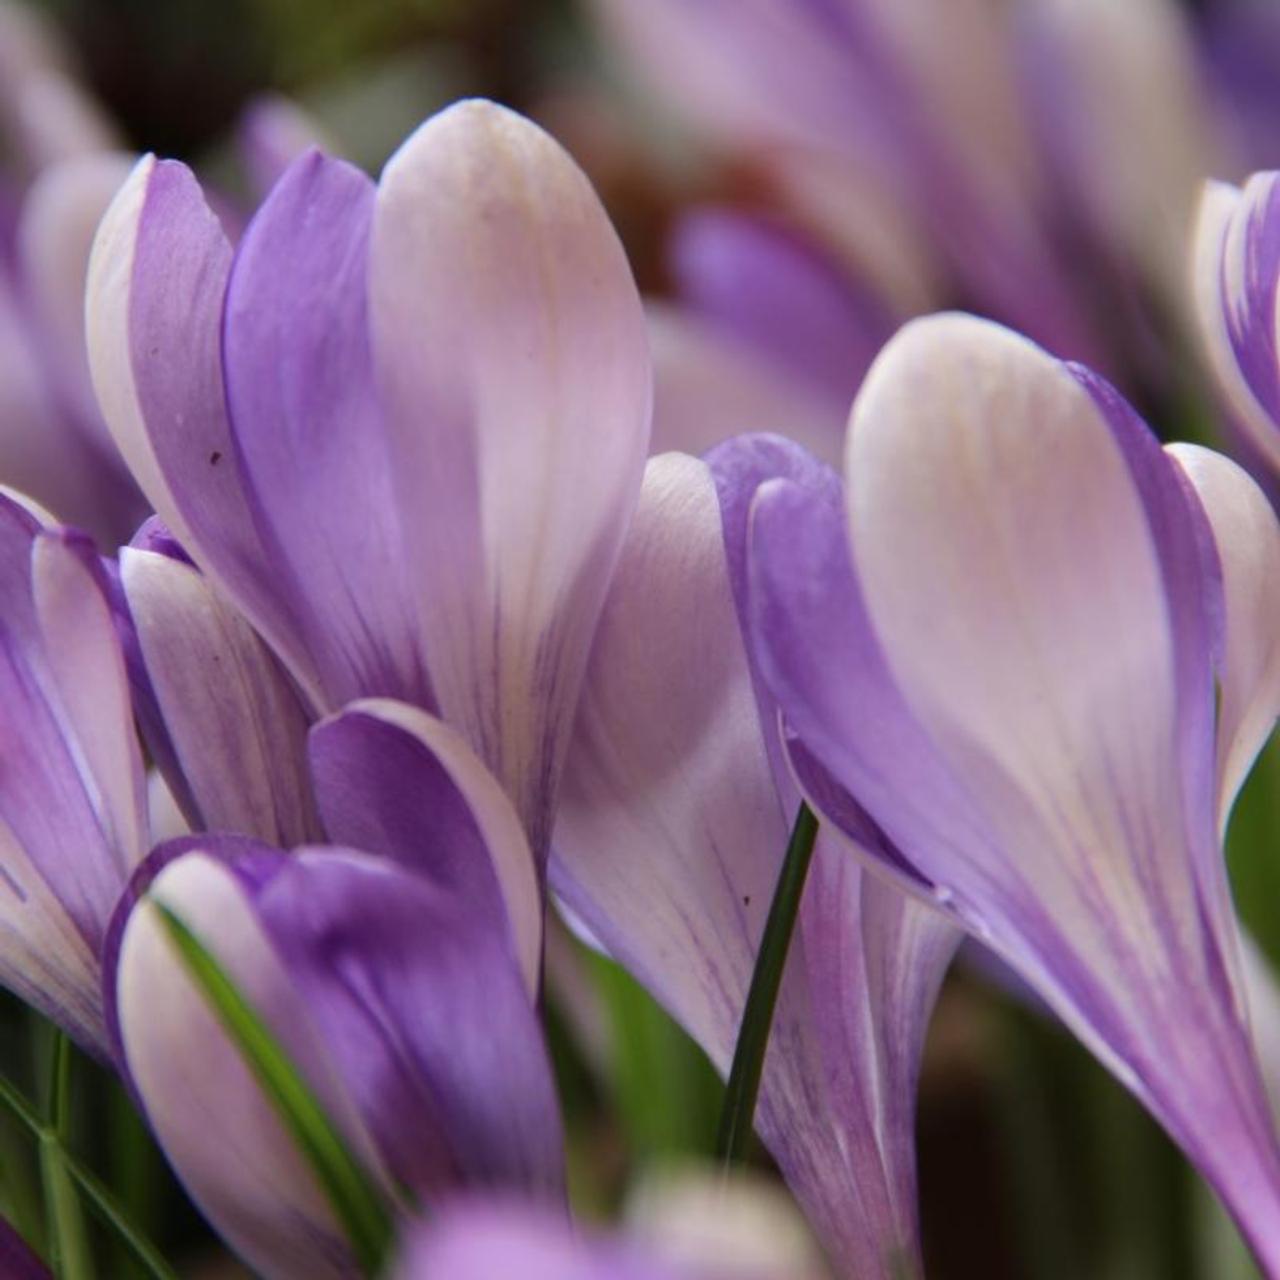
[86,98,652,861]
[749,312,1280,1271]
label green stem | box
[0,1070,176,1280]
[716,802,820,1166]
[40,1033,91,1280]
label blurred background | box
[3,0,1280,1276]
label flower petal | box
[222,149,431,710]
[308,699,542,995]
[120,544,320,846]
[0,502,146,1049]
[1166,443,1280,834]
[1191,174,1280,477]
[553,450,953,1276]
[106,840,380,1280]
[370,98,651,857]
[85,155,328,710]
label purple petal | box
[1167,443,1280,834]
[670,210,892,404]
[120,545,321,846]
[553,451,954,1277]
[222,149,431,710]
[107,840,381,1280]
[309,699,542,994]
[751,313,1280,1264]
[0,503,147,1050]
[252,849,564,1199]
[370,99,651,859]
[85,156,330,712]
[1191,174,1280,479]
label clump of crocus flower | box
[0,10,1276,1271]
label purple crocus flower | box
[106,704,558,1280]
[0,495,146,1053]
[85,98,652,863]
[748,312,1280,1271]
[394,1181,827,1280]
[552,438,958,1279]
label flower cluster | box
[1,2,1280,1278]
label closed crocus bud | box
[0,495,146,1053]
[105,710,558,1280]
[749,312,1280,1272]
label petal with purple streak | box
[369,99,651,858]
[1167,443,1280,834]
[120,545,320,846]
[553,450,953,1277]
[222,150,431,711]
[309,699,542,995]
[86,155,328,710]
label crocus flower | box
[749,312,1280,1271]
[1192,169,1280,483]
[552,438,958,1278]
[106,704,558,1280]
[0,493,146,1053]
[86,98,651,862]
[395,1175,827,1280]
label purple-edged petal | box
[308,699,542,994]
[0,502,146,1050]
[1167,443,1280,832]
[110,839,563,1279]
[1192,173,1280,479]
[553,451,953,1277]
[85,155,329,711]
[108,840,382,1280]
[120,544,320,846]
[750,313,1280,1266]
[222,149,430,710]
[369,99,651,858]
